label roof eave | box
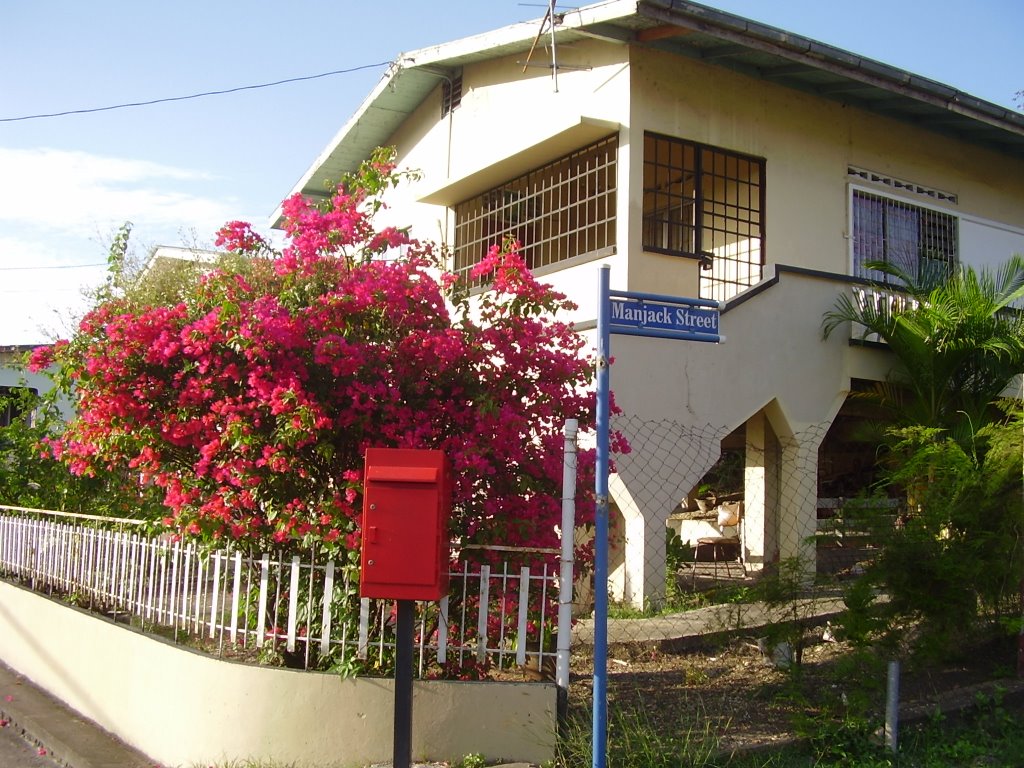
[271,0,1024,228]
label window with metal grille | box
[453,135,617,283]
[643,132,765,302]
[441,71,463,118]
[851,190,957,285]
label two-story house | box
[276,0,1024,607]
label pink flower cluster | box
[34,148,624,564]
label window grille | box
[643,132,765,302]
[453,135,618,284]
[851,190,958,285]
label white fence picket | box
[209,552,222,640]
[168,542,180,628]
[229,551,242,644]
[286,555,300,654]
[320,561,334,655]
[357,597,370,660]
[256,553,270,648]
[145,539,157,620]
[193,554,205,634]
[179,544,193,633]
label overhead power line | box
[0,263,106,271]
[0,62,391,123]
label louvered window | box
[441,71,463,118]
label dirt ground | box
[565,628,1024,753]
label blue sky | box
[1,0,1020,345]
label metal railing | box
[850,284,919,343]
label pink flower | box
[215,221,268,253]
[43,145,624,574]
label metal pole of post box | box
[394,599,414,768]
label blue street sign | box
[592,270,722,768]
[609,297,720,339]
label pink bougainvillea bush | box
[31,148,622,572]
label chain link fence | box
[571,406,896,745]
[596,411,877,613]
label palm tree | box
[824,257,1024,653]
[823,255,1024,442]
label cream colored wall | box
[404,38,629,196]
[375,39,632,323]
[0,581,556,767]
[606,269,863,600]
[627,46,1024,294]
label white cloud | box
[0,147,238,238]
[0,235,104,344]
[0,146,260,344]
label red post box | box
[359,448,451,601]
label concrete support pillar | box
[777,434,822,571]
[607,474,662,609]
[604,421,726,610]
[742,412,771,570]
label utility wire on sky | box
[0,62,391,123]
[0,263,106,271]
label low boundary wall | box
[0,581,556,766]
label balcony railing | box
[849,284,919,344]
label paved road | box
[0,720,64,768]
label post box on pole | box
[359,447,452,768]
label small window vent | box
[441,71,463,118]
[848,166,958,205]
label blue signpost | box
[593,265,723,768]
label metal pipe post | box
[394,599,414,768]
[884,659,900,754]
[556,418,578,691]
[592,265,611,768]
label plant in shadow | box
[752,556,826,671]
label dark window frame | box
[643,132,766,301]
[0,386,39,428]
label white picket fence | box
[0,504,570,684]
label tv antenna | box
[519,1,587,92]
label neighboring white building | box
[0,345,75,423]
[0,245,218,429]
[276,0,1024,606]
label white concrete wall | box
[0,581,556,767]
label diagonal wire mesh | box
[572,408,895,753]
